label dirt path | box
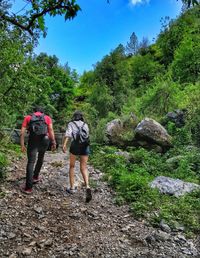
[0,151,199,258]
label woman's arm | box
[62,136,69,153]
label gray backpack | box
[72,122,90,146]
[29,114,48,136]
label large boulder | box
[106,119,123,145]
[106,114,138,146]
[135,118,172,150]
[150,176,200,197]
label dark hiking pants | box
[26,135,50,189]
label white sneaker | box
[66,187,77,194]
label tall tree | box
[138,37,150,55]
[31,53,77,129]
[180,0,199,8]
[125,32,138,56]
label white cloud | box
[129,0,150,6]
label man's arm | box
[48,123,56,150]
[20,126,27,153]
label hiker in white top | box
[62,111,92,203]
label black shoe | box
[86,188,92,203]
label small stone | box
[9,254,17,258]
[8,233,16,239]
[80,207,87,212]
[154,231,170,242]
[33,206,43,214]
[174,234,187,243]
[23,233,32,239]
[181,247,192,255]
[22,247,32,255]
[44,239,53,246]
[160,220,171,233]
[145,235,156,244]
[29,241,36,246]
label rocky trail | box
[0,150,199,258]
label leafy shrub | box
[0,152,8,180]
[128,54,164,89]
[166,122,192,146]
[171,35,200,83]
[133,77,181,118]
[90,145,200,234]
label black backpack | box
[29,113,48,136]
[72,122,90,146]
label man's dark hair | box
[72,111,84,121]
[33,106,44,113]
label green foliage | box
[156,6,200,66]
[30,53,77,130]
[128,54,164,89]
[0,152,8,180]
[90,145,200,234]
[132,77,181,118]
[166,122,191,146]
[150,191,200,235]
[0,28,37,130]
[89,83,114,118]
[90,112,117,144]
[171,35,200,83]
[75,71,94,99]
[91,45,130,115]
[0,136,22,181]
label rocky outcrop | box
[150,176,200,197]
[105,117,172,152]
[106,119,124,145]
[135,118,172,151]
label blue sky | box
[14,0,182,74]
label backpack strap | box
[72,121,85,130]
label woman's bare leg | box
[69,153,76,189]
[80,155,89,188]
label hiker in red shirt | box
[20,106,56,194]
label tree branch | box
[0,0,71,36]
[27,0,66,30]
[0,13,34,35]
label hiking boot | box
[66,187,77,194]
[33,176,42,184]
[86,188,92,203]
[20,186,32,195]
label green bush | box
[171,35,200,84]
[90,145,200,234]
[0,152,8,180]
[166,122,192,146]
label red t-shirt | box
[22,112,52,134]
